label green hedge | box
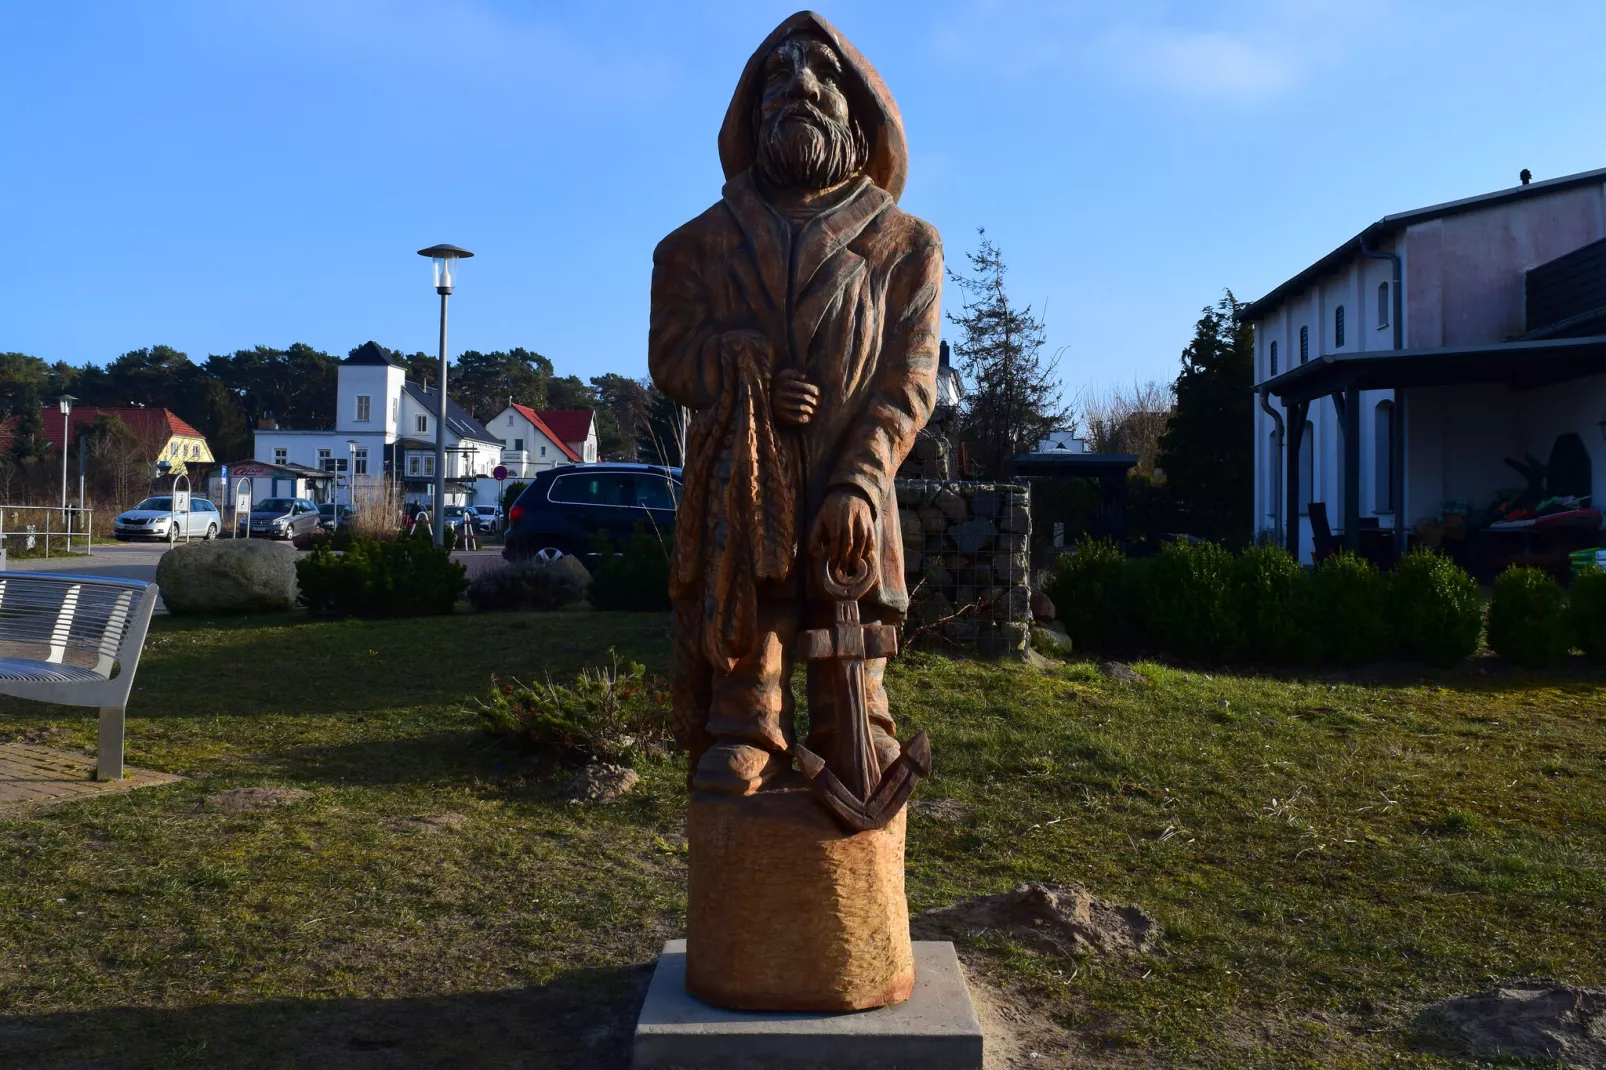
[587,524,672,612]
[1390,548,1483,667]
[1228,545,1315,664]
[1044,538,1135,653]
[1488,565,1571,668]
[1141,540,1238,661]
[1304,551,1390,667]
[1569,566,1606,664]
[296,533,466,617]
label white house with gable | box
[1251,166,1606,568]
[487,403,581,476]
[251,342,505,509]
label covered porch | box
[1262,334,1606,573]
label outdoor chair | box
[0,573,160,780]
[1307,502,1340,563]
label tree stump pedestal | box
[686,777,915,1012]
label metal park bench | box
[0,573,160,781]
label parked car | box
[470,504,503,534]
[317,503,357,531]
[503,463,680,564]
[441,505,472,534]
[241,497,323,540]
[114,496,223,542]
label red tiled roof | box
[508,404,581,461]
[536,409,595,449]
[6,406,209,454]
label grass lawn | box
[0,608,1603,1068]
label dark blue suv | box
[502,463,681,564]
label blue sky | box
[6,0,1606,402]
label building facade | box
[1250,166,1606,562]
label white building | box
[486,403,582,477]
[531,409,600,464]
[1250,166,1606,563]
[251,342,505,509]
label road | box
[3,542,507,611]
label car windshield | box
[255,499,295,513]
[132,497,172,511]
[445,506,468,516]
[473,506,496,514]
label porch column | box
[1343,381,1361,553]
[1284,400,1307,558]
[1392,388,1407,559]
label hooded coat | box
[650,11,942,669]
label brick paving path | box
[0,744,181,809]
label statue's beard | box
[756,105,866,191]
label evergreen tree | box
[590,373,652,461]
[453,347,554,417]
[1155,291,1254,545]
[947,230,1067,477]
[636,386,689,467]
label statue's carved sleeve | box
[827,232,943,511]
[649,232,724,413]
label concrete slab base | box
[0,744,181,810]
[632,939,984,1069]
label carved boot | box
[692,740,787,796]
[872,726,901,771]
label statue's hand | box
[811,488,876,574]
[772,368,820,427]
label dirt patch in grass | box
[392,812,469,833]
[917,883,1158,958]
[1414,979,1606,1067]
[911,797,973,823]
[204,786,313,812]
[563,763,640,804]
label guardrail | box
[0,505,96,563]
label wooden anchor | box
[793,556,931,833]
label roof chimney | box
[1520,168,1533,186]
[257,412,278,430]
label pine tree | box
[1155,291,1254,545]
[947,230,1067,477]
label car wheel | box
[205,523,218,540]
[167,523,179,544]
[533,545,568,563]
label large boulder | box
[155,540,299,615]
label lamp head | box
[417,243,474,295]
[57,393,77,415]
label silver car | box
[114,496,222,541]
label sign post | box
[492,464,508,531]
[235,477,253,539]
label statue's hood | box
[719,10,908,203]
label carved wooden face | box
[759,35,851,134]
[754,34,865,191]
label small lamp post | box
[56,394,76,513]
[417,243,474,546]
[345,438,359,528]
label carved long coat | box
[649,169,942,666]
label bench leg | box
[97,707,125,781]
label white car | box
[114,496,222,542]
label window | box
[1269,428,1282,526]
[273,447,287,465]
[391,397,398,424]
[540,445,547,457]
[335,458,348,472]
[416,414,428,434]
[514,438,524,451]
[408,455,421,477]
[318,448,333,472]
[1334,305,1346,348]
[1298,421,1314,514]
[507,414,514,426]
[549,473,630,505]
[354,448,369,476]
[1299,325,1310,364]
[423,454,435,477]
[356,395,371,421]
[1377,281,1390,328]
[1374,400,1395,512]
[1269,340,1279,376]
[632,475,679,510]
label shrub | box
[1139,539,1238,661]
[1227,544,1315,664]
[588,523,672,611]
[1044,538,1133,653]
[1569,566,1606,663]
[296,534,466,617]
[1389,549,1482,667]
[478,654,674,764]
[1488,565,1571,668]
[467,559,585,612]
[1301,551,1388,666]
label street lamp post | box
[57,395,76,542]
[416,243,474,547]
[345,438,358,530]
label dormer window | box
[416,414,428,435]
[1334,305,1346,349]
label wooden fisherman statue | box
[649,9,942,1012]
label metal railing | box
[0,505,96,562]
